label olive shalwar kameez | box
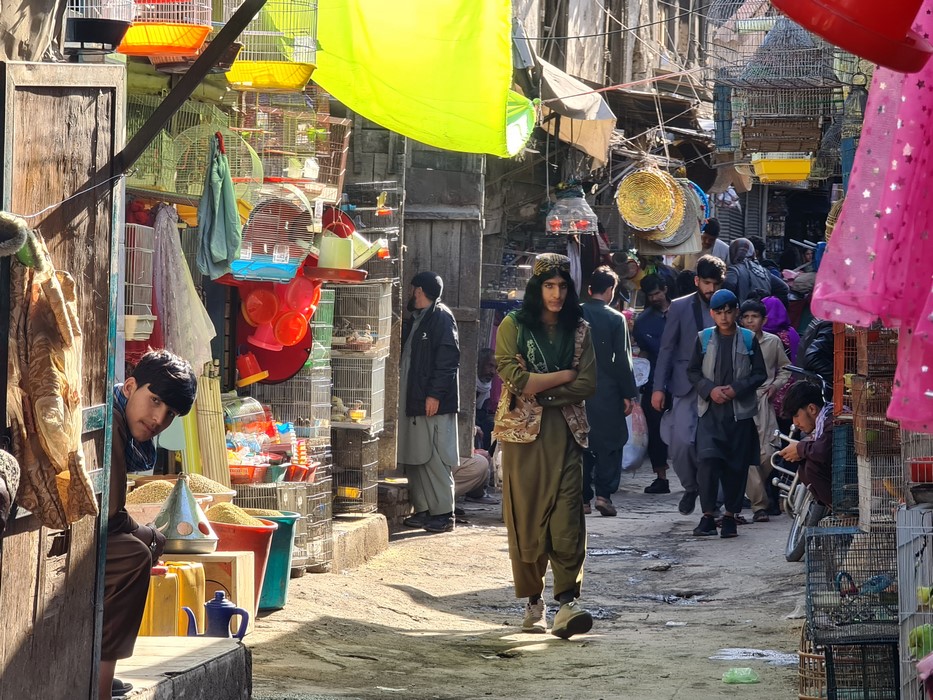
[495,313,597,600]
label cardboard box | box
[168,551,255,635]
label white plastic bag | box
[621,404,649,471]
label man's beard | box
[407,296,417,312]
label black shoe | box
[720,515,739,538]
[644,478,671,494]
[423,513,454,533]
[403,510,429,528]
[112,679,133,698]
[692,515,717,536]
[678,490,698,516]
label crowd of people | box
[396,220,836,638]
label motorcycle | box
[770,365,832,563]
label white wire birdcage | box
[896,506,933,698]
[313,115,351,205]
[117,0,211,56]
[332,429,378,514]
[174,125,264,205]
[124,223,156,340]
[309,287,334,369]
[331,282,392,357]
[331,355,386,434]
[223,0,317,91]
[245,364,331,447]
[231,183,320,283]
[238,90,325,182]
[706,0,840,88]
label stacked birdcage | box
[124,223,156,341]
[331,428,378,514]
[806,526,898,646]
[832,419,859,516]
[117,0,210,56]
[245,364,327,444]
[482,251,534,302]
[305,461,333,571]
[223,0,317,91]
[237,90,324,182]
[833,322,857,411]
[330,354,386,434]
[824,642,899,700]
[232,482,313,569]
[342,181,401,281]
[331,282,392,358]
[173,125,263,205]
[896,507,933,697]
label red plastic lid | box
[273,310,309,347]
[284,275,321,312]
[304,266,368,283]
[236,309,312,384]
[772,0,933,73]
[242,288,279,326]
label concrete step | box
[331,512,389,573]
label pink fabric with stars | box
[811,1,933,431]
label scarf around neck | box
[114,384,157,473]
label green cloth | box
[513,311,575,374]
[196,134,242,280]
[314,0,535,157]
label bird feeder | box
[65,0,134,53]
[545,182,598,235]
[117,0,211,56]
[223,0,317,91]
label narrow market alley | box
[248,470,803,700]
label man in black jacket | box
[399,271,461,533]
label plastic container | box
[263,464,288,483]
[211,518,278,608]
[911,458,933,483]
[138,566,179,637]
[163,560,206,635]
[751,154,812,183]
[284,462,315,482]
[257,511,300,610]
[222,395,268,433]
[228,464,269,484]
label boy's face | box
[123,377,179,443]
[740,311,765,335]
[792,403,821,435]
[711,305,738,332]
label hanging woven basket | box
[825,196,844,242]
[615,168,679,233]
[651,180,701,248]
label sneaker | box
[522,600,547,633]
[594,497,617,516]
[678,490,699,516]
[753,510,770,523]
[550,601,593,639]
[720,515,739,538]
[465,493,501,505]
[582,501,592,515]
[644,478,671,494]
[403,510,429,528]
[423,514,454,533]
[692,514,718,536]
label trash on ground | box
[721,668,760,684]
[711,648,799,666]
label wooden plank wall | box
[404,144,484,457]
[0,64,122,700]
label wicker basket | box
[615,168,679,233]
[798,626,826,700]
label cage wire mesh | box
[244,363,330,446]
[232,482,313,568]
[331,355,386,433]
[118,0,211,56]
[805,525,898,646]
[306,467,333,571]
[173,124,263,205]
[833,323,858,412]
[902,431,933,507]
[856,326,898,378]
[332,428,378,514]
[332,282,392,357]
[124,224,155,315]
[832,418,858,516]
[67,0,132,20]
[309,287,334,370]
[810,118,843,180]
[824,641,899,700]
[858,454,903,532]
[238,90,326,181]
[343,181,402,281]
[852,376,900,459]
[896,507,933,698]
[222,0,317,91]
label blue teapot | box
[183,591,249,640]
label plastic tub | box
[229,464,268,485]
[258,511,300,611]
[211,518,278,608]
[263,464,288,483]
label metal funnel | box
[154,473,219,554]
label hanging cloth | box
[197,132,242,280]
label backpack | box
[740,260,773,302]
[699,326,755,355]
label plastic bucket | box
[258,511,300,611]
[212,518,278,609]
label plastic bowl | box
[229,464,269,485]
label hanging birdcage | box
[174,125,264,205]
[117,0,211,56]
[238,90,324,182]
[223,0,317,91]
[65,0,133,53]
[810,117,842,180]
[231,183,320,283]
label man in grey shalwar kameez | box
[399,272,461,533]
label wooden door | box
[0,62,124,700]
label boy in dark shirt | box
[686,289,767,538]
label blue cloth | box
[113,385,156,473]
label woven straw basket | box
[616,167,681,234]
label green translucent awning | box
[314,0,534,157]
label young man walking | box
[581,266,638,516]
[651,255,726,516]
[687,289,767,538]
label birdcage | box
[901,431,933,507]
[798,625,826,700]
[311,116,351,205]
[707,2,840,89]
[824,641,899,700]
[896,507,933,697]
[810,118,842,181]
[737,116,824,154]
[237,90,324,181]
[331,355,385,433]
[342,181,401,280]
[244,363,330,446]
[173,125,263,205]
[331,428,378,514]
[230,183,319,282]
[65,0,133,53]
[124,223,156,341]
[858,454,903,532]
[231,481,312,568]
[223,0,317,91]
[308,287,334,370]
[856,326,898,378]
[833,323,858,412]
[751,152,813,183]
[331,282,392,357]
[306,467,333,571]
[805,525,898,645]
[117,0,211,56]
[852,376,898,458]
[832,418,858,515]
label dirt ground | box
[248,469,806,700]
